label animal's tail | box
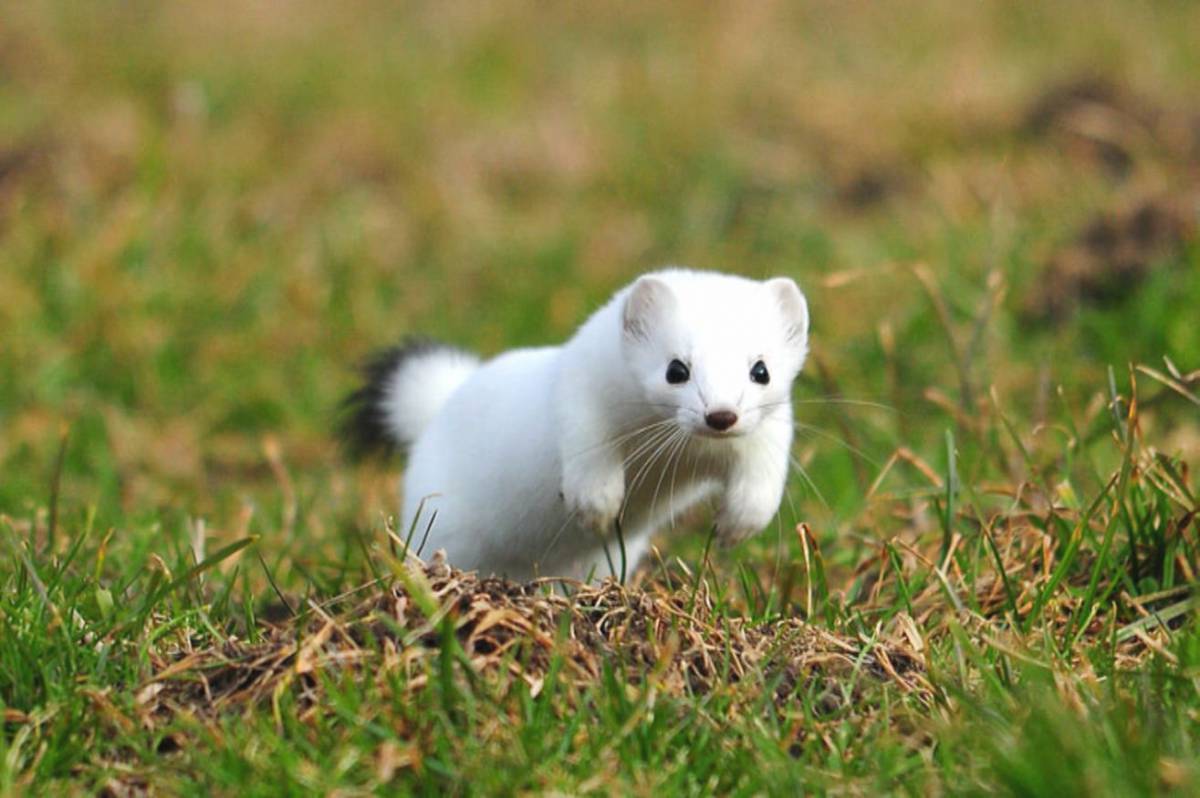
[339,337,480,459]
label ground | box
[2,1,1199,794]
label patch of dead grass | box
[142,554,930,726]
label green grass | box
[3,0,1200,793]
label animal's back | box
[401,346,572,576]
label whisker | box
[648,430,689,526]
[791,420,880,468]
[750,397,898,414]
[781,471,800,526]
[667,429,690,530]
[763,414,879,468]
[621,426,682,522]
[621,424,679,471]
[788,452,830,510]
[610,401,689,411]
[541,422,677,569]
[750,399,794,412]
[609,430,679,573]
[768,442,814,523]
[757,428,830,511]
[625,429,678,501]
[539,504,580,568]
[793,397,897,412]
[563,418,677,462]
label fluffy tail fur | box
[339,337,480,459]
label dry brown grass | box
[142,551,930,728]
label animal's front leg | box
[715,440,789,546]
[558,394,626,539]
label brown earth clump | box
[1018,75,1200,322]
[1022,75,1151,177]
[1024,194,1197,322]
[140,554,930,724]
[1021,75,1200,178]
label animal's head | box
[620,270,809,438]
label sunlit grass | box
[2,0,1199,793]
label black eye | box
[666,359,690,385]
[750,360,770,385]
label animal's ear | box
[622,276,675,340]
[765,277,809,346]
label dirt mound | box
[1024,195,1197,321]
[1022,75,1180,177]
[1018,76,1200,321]
[140,556,929,722]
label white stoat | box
[341,268,810,582]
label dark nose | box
[705,410,738,432]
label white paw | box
[715,496,777,546]
[562,467,625,537]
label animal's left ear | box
[765,277,809,346]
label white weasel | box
[341,268,810,582]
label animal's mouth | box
[692,425,747,440]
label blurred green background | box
[2,0,1198,579]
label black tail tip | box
[337,336,449,462]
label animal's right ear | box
[622,276,675,341]
[765,277,809,347]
